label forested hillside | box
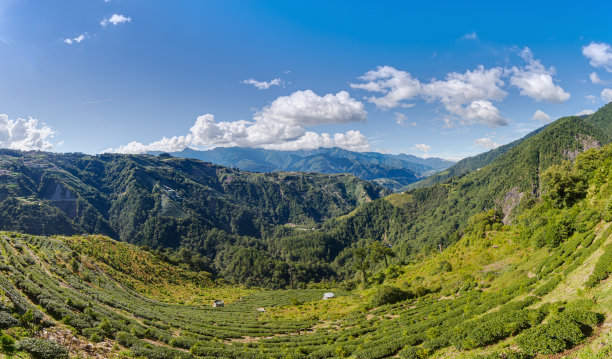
[0,140,611,358]
[0,151,390,286]
[1,105,612,289]
[407,103,612,191]
[405,126,545,191]
[315,111,611,264]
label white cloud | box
[460,32,478,40]
[107,90,371,153]
[255,90,366,126]
[414,144,431,152]
[242,78,281,90]
[602,88,612,103]
[582,42,612,72]
[589,72,605,84]
[64,33,86,45]
[474,137,500,149]
[101,14,131,26]
[0,114,56,151]
[352,65,508,127]
[456,100,508,127]
[421,66,507,119]
[531,109,551,123]
[575,109,595,116]
[509,48,570,103]
[350,66,421,108]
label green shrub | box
[0,334,15,353]
[169,336,197,349]
[0,312,19,329]
[517,309,601,355]
[451,309,542,350]
[17,338,68,359]
[585,243,612,287]
[533,275,562,297]
[370,286,412,306]
[437,261,452,273]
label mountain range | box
[150,147,454,191]
[0,104,612,358]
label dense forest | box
[0,151,389,286]
[1,104,612,289]
[0,136,610,357]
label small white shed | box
[323,292,335,300]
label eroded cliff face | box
[499,186,525,225]
[47,182,77,219]
[563,134,601,160]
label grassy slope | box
[1,143,612,358]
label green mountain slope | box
[0,141,611,358]
[586,102,612,138]
[319,113,611,263]
[408,103,612,191]
[0,151,390,287]
[0,151,387,241]
[406,126,545,190]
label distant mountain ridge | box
[150,147,455,191]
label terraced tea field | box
[0,217,610,358]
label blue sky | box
[1,0,612,159]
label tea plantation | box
[0,143,611,358]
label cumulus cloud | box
[421,66,507,125]
[456,100,508,127]
[107,90,371,153]
[101,14,131,26]
[583,42,612,72]
[532,109,551,123]
[352,65,508,127]
[64,33,86,45]
[575,109,595,116]
[509,48,570,103]
[414,143,431,152]
[242,78,281,90]
[602,88,612,103]
[255,90,366,126]
[350,66,421,108]
[0,114,56,151]
[589,72,605,84]
[474,137,500,149]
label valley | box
[0,105,611,358]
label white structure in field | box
[323,292,335,300]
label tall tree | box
[353,247,370,285]
[369,241,395,268]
